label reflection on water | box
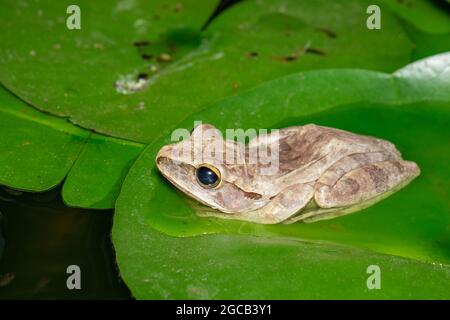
[0,187,131,299]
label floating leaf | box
[0,87,144,208]
[0,0,413,143]
[0,87,89,192]
[112,225,450,299]
[62,134,143,209]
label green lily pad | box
[0,0,413,143]
[0,87,89,191]
[112,54,450,298]
[0,86,144,208]
[112,224,450,299]
[62,134,143,209]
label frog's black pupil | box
[196,166,219,186]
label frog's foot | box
[314,159,420,209]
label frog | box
[156,123,420,224]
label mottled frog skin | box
[156,124,420,224]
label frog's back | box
[275,124,400,176]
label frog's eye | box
[196,164,221,188]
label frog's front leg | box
[237,183,315,224]
[314,152,420,209]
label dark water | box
[0,187,131,299]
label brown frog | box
[156,124,420,224]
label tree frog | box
[156,124,420,224]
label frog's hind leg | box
[289,159,420,224]
[314,159,420,212]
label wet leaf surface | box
[0,0,413,142]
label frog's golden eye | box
[196,164,221,189]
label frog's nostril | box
[156,156,171,168]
